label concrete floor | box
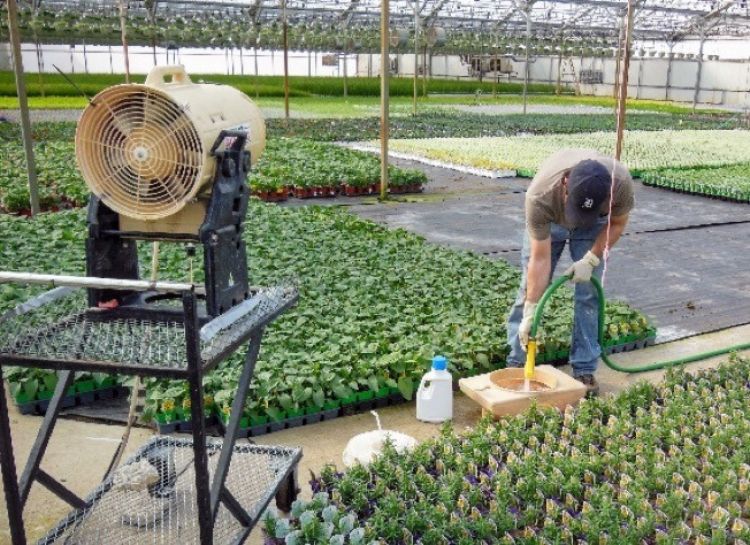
[3,322,749,545]
[347,158,750,341]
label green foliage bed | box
[0,127,424,212]
[640,164,750,203]
[386,130,750,176]
[0,71,555,99]
[250,138,426,192]
[0,204,649,422]
[267,112,741,142]
[271,356,750,545]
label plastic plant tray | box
[37,436,302,545]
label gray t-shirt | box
[525,148,635,240]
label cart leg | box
[210,330,263,523]
[18,370,75,506]
[183,293,214,545]
[275,467,299,513]
[0,372,28,545]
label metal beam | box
[380,0,389,200]
[422,0,449,28]
[7,0,40,216]
[669,0,734,41]
[248,0,264,24]
[338,0,361,26]
[615,0,635,161]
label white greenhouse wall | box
[360,53,750,108]
[3,40,749,109]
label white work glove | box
[518,301,537,349]
[564,250,601,283]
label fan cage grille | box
[76,85,204,221]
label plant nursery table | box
[0,272,301,545]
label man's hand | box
[519,301,538,348]
[564,250,600,283]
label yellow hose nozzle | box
[524,339,537,380]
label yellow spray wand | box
[525,274,750,377]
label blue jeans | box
[506,218,606,377]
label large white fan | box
[76,65,266,222]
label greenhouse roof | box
[31,0,750,41]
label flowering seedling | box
[279,357,750,544]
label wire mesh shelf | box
[37,436,302,545]
[0,284,298,376]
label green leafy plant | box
[249,138,427,193]
[385,130,750,176]
[640,163,750,203]
[0,204,650,423]
[266,112,741,142]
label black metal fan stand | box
[0,132,301,545]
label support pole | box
[7,0,40,216]
[282,0,290,124]
[32,30,44,97]
[118,0,130,82]
[343,51,348,98]
[693,31,706,112]
[422,45,428,97]
[380,0,390,199]
[493,49,498,98]
[635,52,644,99]
[556,35,564,95]
[413,5,419,115]
[522,13,532,115]
[613,18,624,100]
[665,42,674,101]
[614,0,635,161]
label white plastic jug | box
[416,356,453,423]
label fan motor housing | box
[76,65,266,232]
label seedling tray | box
[14,385,128,416]
[37,436,302,545]
[537,331,656,366]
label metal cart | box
[0,272,300,545]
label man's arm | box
[590,214,629,258]
[525,236,552,304]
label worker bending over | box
[506,149,635,396]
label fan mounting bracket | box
[85,130,253,319]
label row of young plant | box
[0,141,88,213]
[3,366,123,414]
[0,135,425,213]
[385,130,750,176]
[267,112,741,142]
[0,204,650,426]
[2,109,736,147]
[274,355,750,544]
[640,163,750,203]
[249,138,427,197]
[0,71,554,100]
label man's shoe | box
[576,374,599,397]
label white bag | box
[342,411,417,468]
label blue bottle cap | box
[432,355,447,371]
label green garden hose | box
[526,275,750,375]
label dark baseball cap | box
[565,159,611,228]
